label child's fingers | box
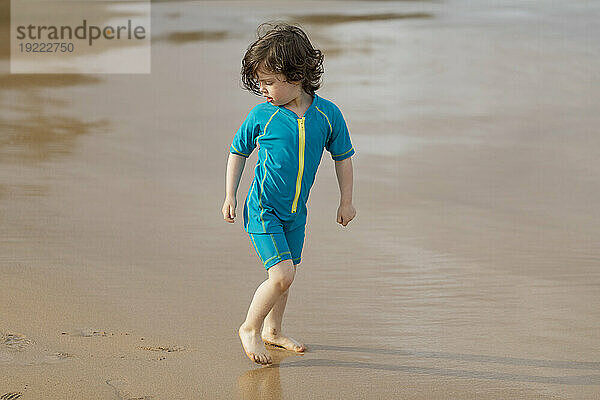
[339,213,354,227]
[222,205,234,223]
[230,205,236,219]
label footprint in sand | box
[1,333,33,351]
[106,379,154,400]
[68,328,116,337]
[0,331,73,366]
[138,345,185,353]
[138,345,186,361]
[45,351,74,362]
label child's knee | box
[268,259,295,291]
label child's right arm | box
[222,153,247,223]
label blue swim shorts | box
[249,225,305,270]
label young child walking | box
[222,23,356,366]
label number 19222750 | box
[19,42,74,52]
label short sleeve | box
[230,110,259,158]
[325,105,355,161]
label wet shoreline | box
[1,1,599,398]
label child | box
[222,22,356,365]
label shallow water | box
[1,1,599,399]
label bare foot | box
[262,330,306,353]
[238,324,273,365]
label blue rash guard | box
[230,93,355,234]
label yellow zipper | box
[291,117,305,213]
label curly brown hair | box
[241,22,324,96]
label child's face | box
[256,69,302,106]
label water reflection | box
[0,72,106,165]
[238,366,282,400]
[0,73,107,202]
[0,74,102,90]
[1,115,107,163]
[154,30,229,44]
[237,349,300,400]
[293,12,434,25]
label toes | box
[243,347,272,365]
[289,339,305,352]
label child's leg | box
[262,282,306,352]
[261,226,306,352]
[263,288,289,335]
[238,260,295,365]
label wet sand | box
[1,0,599,398]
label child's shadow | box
[238,343,600,398]
[278,344,600,386]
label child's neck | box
[283,91,313,118]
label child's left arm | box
[334,157,356,227]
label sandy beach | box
[1,0,599,398]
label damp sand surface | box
[1,1,600,399]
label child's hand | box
[222,195,237,223]
[336,202,356,227]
